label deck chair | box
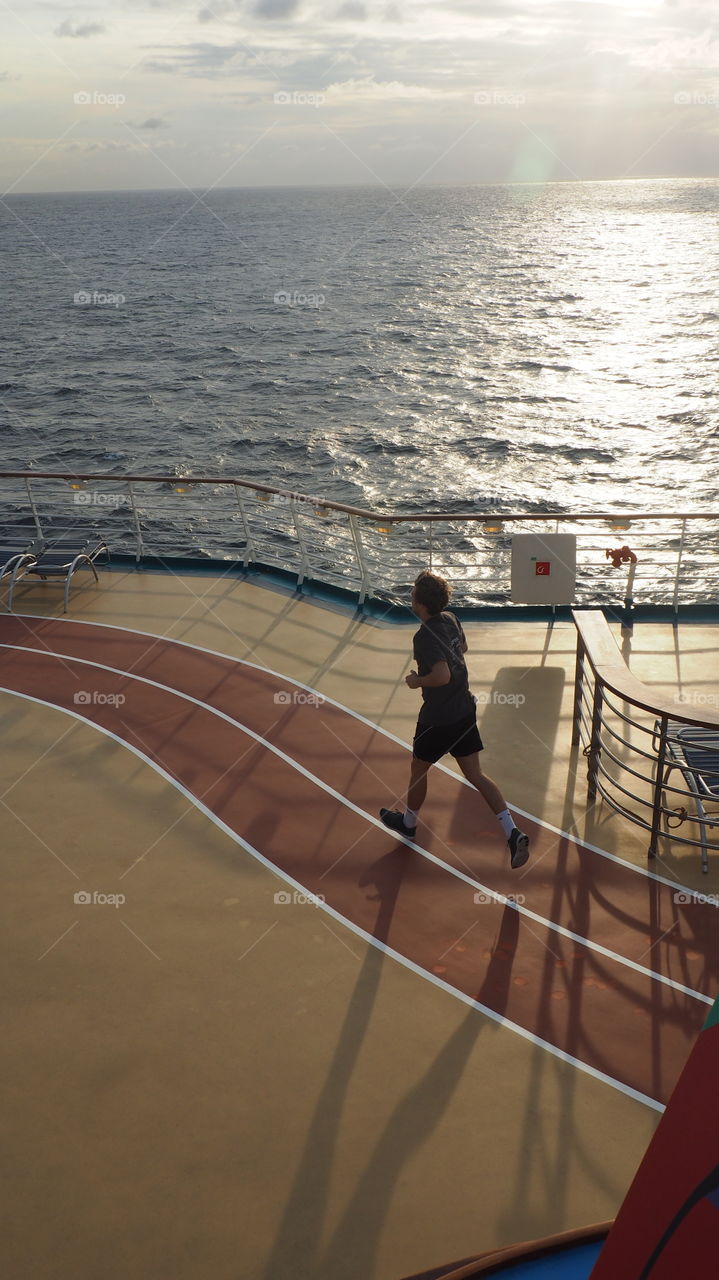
[659,720,719,873]
[8,536,109,613]
[1,539,43,606]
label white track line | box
[7,611,701,897]
[0,640,711,1009]
[0,681,666,1114]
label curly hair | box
[413,570,452,616]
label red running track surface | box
[1,614,717,1110]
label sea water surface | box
[2,181,719,502]
[1,180,718,577]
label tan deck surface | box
[3,566,718,1279]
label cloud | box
[335,1,367,18]
[142,42,247,76]
[54,19,105,38]
[325,76,458,102]
[129,117,169,129]
[63,140,148,153]
[254,0,301,17]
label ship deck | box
[3,565,719,1280]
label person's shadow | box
[312,904,520,1279]
[260,844,519,1280]
[259,847,409,1280]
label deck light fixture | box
[482,519,504,534]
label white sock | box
[403,808,420,828]
[496,808,516,839]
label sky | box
[1,0,718,192]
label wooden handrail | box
[572,610,719,729]
[0,471,717,525]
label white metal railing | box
[0,470,718,609]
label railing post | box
[290,500,311,587]
[572,634,585,746]
[648,713,669,860]
[126,482,144,562]
[623,559,636,630]
[672,518,686,617]
[25,478,43,539]
[348,514,370,606]
[234,490,256,568]
[587,679,604,800]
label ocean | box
[2,179,718,509]
[1,180,718,594]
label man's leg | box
[380,756,432,838]
[407,756,432,816]
[456,752,530,868]
[455,751,505,813]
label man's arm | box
[406,661,451,689]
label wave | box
[657,411,707,425]
[526,442,616,463]
[486,394,576,404]
[362,441,422,456]
[453,436,510,455]
[511,360,574,373]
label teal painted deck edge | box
[103,553,719,624]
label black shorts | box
[413,714,484,765]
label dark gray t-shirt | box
[413,611,476,727]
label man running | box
[380,570,530,868]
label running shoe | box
[379,809,417,839]
[508,827,530,869]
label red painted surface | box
[590,1021,719,1278]
[1,615,716,1106]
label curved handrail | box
[0,470,717,524]
[572,609,719,870]
[2,470,717,610]
[573,610,719,729]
